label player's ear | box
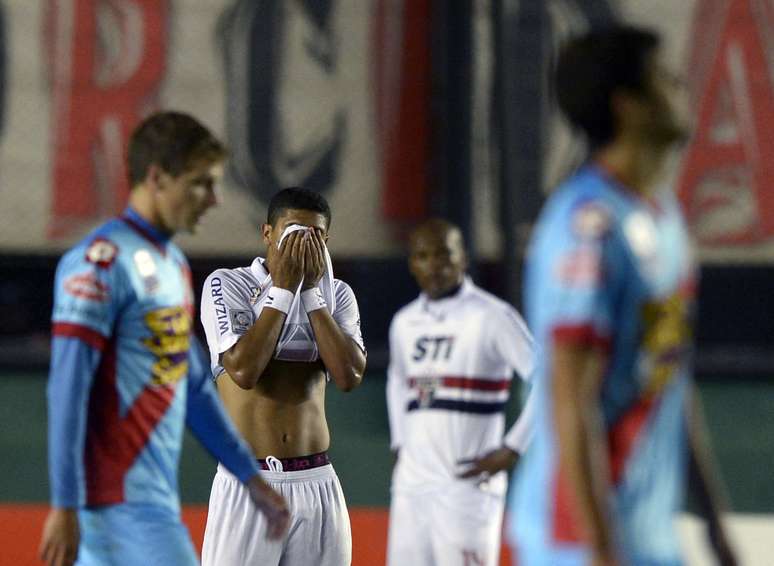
[145,164,165,192]
[261,224,273,246]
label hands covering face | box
[271,227,326,291]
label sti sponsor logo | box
[63,272,109,302]
[210,277,229,335]
[412,335,455,362]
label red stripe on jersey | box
[52,322,107,351]
[552,324,612,353]
[84,338,179,505]
[407,376,510,392]
[607,396,656,484]
[551,465,586,544]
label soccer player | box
[199,187,366,566]
[39,111,290,566]
[509,27,737,566]
[386,218,536,566]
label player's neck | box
[594,136,671,197]
[127,188,173,237]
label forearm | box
[308,308,366,391]
[503,387,536,453]
[554,397,613,549]
[186,378,260,482]
[552,342,614,551]
[222,308,286,389]
[47,337,101,508]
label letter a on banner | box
[45,0,168,238]
[678,0,774,245]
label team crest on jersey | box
[85,238,118,268]
[573,201,611,239]
[249,286,262,305]
[415,377,440,408]
[63,272,109,302]
[229,309,254,334]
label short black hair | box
[267,187,332,228]
[555,26,660,147]
[127,111,226,186]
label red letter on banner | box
[678,0,774,245]
[45,0,168,238]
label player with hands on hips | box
[386,218,536,566]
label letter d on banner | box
[45,0,168,238]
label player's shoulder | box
[204,264,255,288]
[464,283,526,324]
[59,218,128,271]
[540,168,622,241]
[332,278,356,297]
[390,296,424,328]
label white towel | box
[273,224,336,326]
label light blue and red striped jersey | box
[509,165,696,564]
[48,208,258,511]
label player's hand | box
[39,507,79,566]
[246,475,290,540]
[457,446,519,479]
[707,519,738,566]
[272,231,305,291]
[302,228,326,290]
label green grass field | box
[2,372,773,511]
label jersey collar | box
[121,207,171,251]
[249,257,272,286]
[420,275,473,318]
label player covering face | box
[199,187,366,566]
[39,111,289,566]
[387,219,536,566]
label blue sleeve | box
[185,337,260,483]
[538,198,624,348]
[47,337,102,507]
[48,240,124,508]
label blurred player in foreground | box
[39,111,289,566]
[509,26,737,566]
[199,188,366,565]
[386,219,536,566]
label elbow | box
[334,367,363,393]
[228,367,259,390]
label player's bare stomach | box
[217,358,330,459]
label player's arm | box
[303,229,366,392]
[459,306,535,478]
[685,383,738,566]
[386,317,407,457]
[552,337,616,564]
[548,201,620,565]
[185,337,290,539]
[213,231,305,389]
[40,244,122,566]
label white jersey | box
[387,277,534,497]
[200,257,364,378]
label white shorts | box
[202,462,352,566]
[387,486,505,566]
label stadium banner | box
[0,0,429,256]
[0,0,772,262]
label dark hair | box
[555,26,659,147]
[127,111,227,186]
[267,187,332,228]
